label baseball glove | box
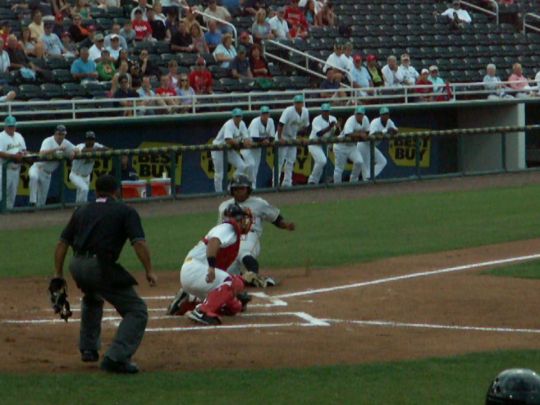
[242,271,278,288]
[48,277,73,322]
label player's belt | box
[74,251,97,258]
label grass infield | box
[484,260,540,279]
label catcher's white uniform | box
[69,142,105,204]
[217,196,280,274]
[0,130,26,209]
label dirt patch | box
[2,238,540,373]
[3,171,540,231]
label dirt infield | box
[2,238,540,373]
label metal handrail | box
[264,39,353,87]
[523,12,540,34]
[190,8,238,44]
[461,0,499,25]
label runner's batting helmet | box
[486,369,540,404]
[229,174,251,195]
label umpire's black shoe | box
[81,350,99,362]
[100,356,139,374]
[187,308,221,326]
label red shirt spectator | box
[250,44,270,77]
[284,0,309,39]
[415,69,433,101]
[156,86,176,97]
[132,9,152,41]
[189,56,213,94]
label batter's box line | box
[324,318,540,335]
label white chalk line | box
[275,253,540,299]
[325,318,540,335]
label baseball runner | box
[212,108,253,193]
[307,103,339,185]
[358,107,396,180]
[29,124,77,207]
[167,204,253,325]
[241,105,275,189]
[69,131,108,204]
[276,95,310,187]
[334,106,368,184]
[0,116,27,209]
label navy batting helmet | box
[486,369,540,405]
[229,174,251,195]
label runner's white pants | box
[180,258,231,300]
[277,145,296,187]
[356,142,387,180]
[333,144,363,183]
[227,231,261,274]
[211,150,250,192]
[0,166,20,209]
[307,145,327,184]
[29,164,52,207]
[69,172,90,204]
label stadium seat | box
[40,83,64,99]
[61,83,87,98]
[17,84,42,100]
[52,69,75,84]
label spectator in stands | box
[73,0,92,19]
[252,9,274,42]
[204,20,222,52]
[41,21,65,57]
[398,53,419,86]
[70,47,98,83]
[0,89,15,102]
[428,65,450,101]
[28,10,45,42]
[342,42,353,70]
[137,75,161,115]
[382,55,405,88]
[238,31,253,55]
[165,9,179,35]
[138,49,159,78]
[350,54,372,95]
[249,44,270,77]
[89,33,105,62]
[203,0,233,34]
[120,21,136,45]
[320,69,346,103]
[166,59,179,89]
[20,28,37,57]
[177,73,196,110]
[284,0,309,39]
[106,34,123,61]
[269,6,291,40]
[184,7,200,33]
[51,0,72,18]
[132,9,153,41]
[7,35,40,82]
[120,155,139,180]
[483,64,512,99]
[111,60,132,93]
[130,62,143,85]
[315,1,336,27]
[131,0,149,21]
[436,0,471,30]
[0,39,9,73]
[61,32,77,58]
[230,46,252,79]
[189,56,213,94]
[0,21,11,46]
[69,14,91,43]
[508,63,531,97]
[153,2,168,22]
[213,33,236,69]
[242,0,268,16]
[113,74,139,117]
[105,24,128,50]
[170,20,194,52]
[97,49,116,81]
[323,43,349,81]
[415,68,433,102]
[366,54,384,88]
[148,8,168,41]
[304,0,317,26]
[190,22,209,54]
[156,74,181,111]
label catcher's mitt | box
[242,271,278,288]
[48,277,73,322]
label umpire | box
[52,174,157,374]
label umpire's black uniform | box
[55,175,156,373]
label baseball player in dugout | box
[51,175,157,374]
[69,131,108,204]
[167,204,254,325]
[0,116,27,209]
[28,124,77,207]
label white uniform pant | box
[0,167,21,209]
[307,145,327,184]
[240,148,261,189]
[211,150,250,192]
[69,172,90,204]
[333,144,363,183]
[227,231,261,274]
[356,142,387,180]
[277,145,296,187]
[29,164,52,207]
[180,258,231,301]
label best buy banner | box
[388,130,431,168]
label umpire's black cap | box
[85,131,96,139]
[95,175,118,195]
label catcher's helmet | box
[223,203,252,233]
[486,369,540,405]
[229,174,251,195]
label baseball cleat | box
[187,308,221,326]
[265,277,277,287]
[100,356,139,374]
[166,289,191,316]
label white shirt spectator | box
[0,50,10,73]
[398,64,419,86]
[106,46,121,61]
[88,44,103,62]
[268,16,290,40]
[71,142,105,176]
[41,32,64,56]
[309,114,337,140]
[248,116,275,139]
[369,117,398,135]
[213,44,237,69]
[299,0,322,13]
[323,52,349,74]
[213,118,249,145]
[340,114,370,140]
[278,106,310,140]
[35,136,76,173]
[104,34,128,50]
[382,64,404,87]
[441,7,472,23]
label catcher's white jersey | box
[185,223,238,263]
[218,196,280,238]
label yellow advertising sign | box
[388,135,431,168]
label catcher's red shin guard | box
[200,284,235,317]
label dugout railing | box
[0,124,534,213]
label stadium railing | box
[461,0,499,25]
[523,12,540,34]
[0,124,533,213]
